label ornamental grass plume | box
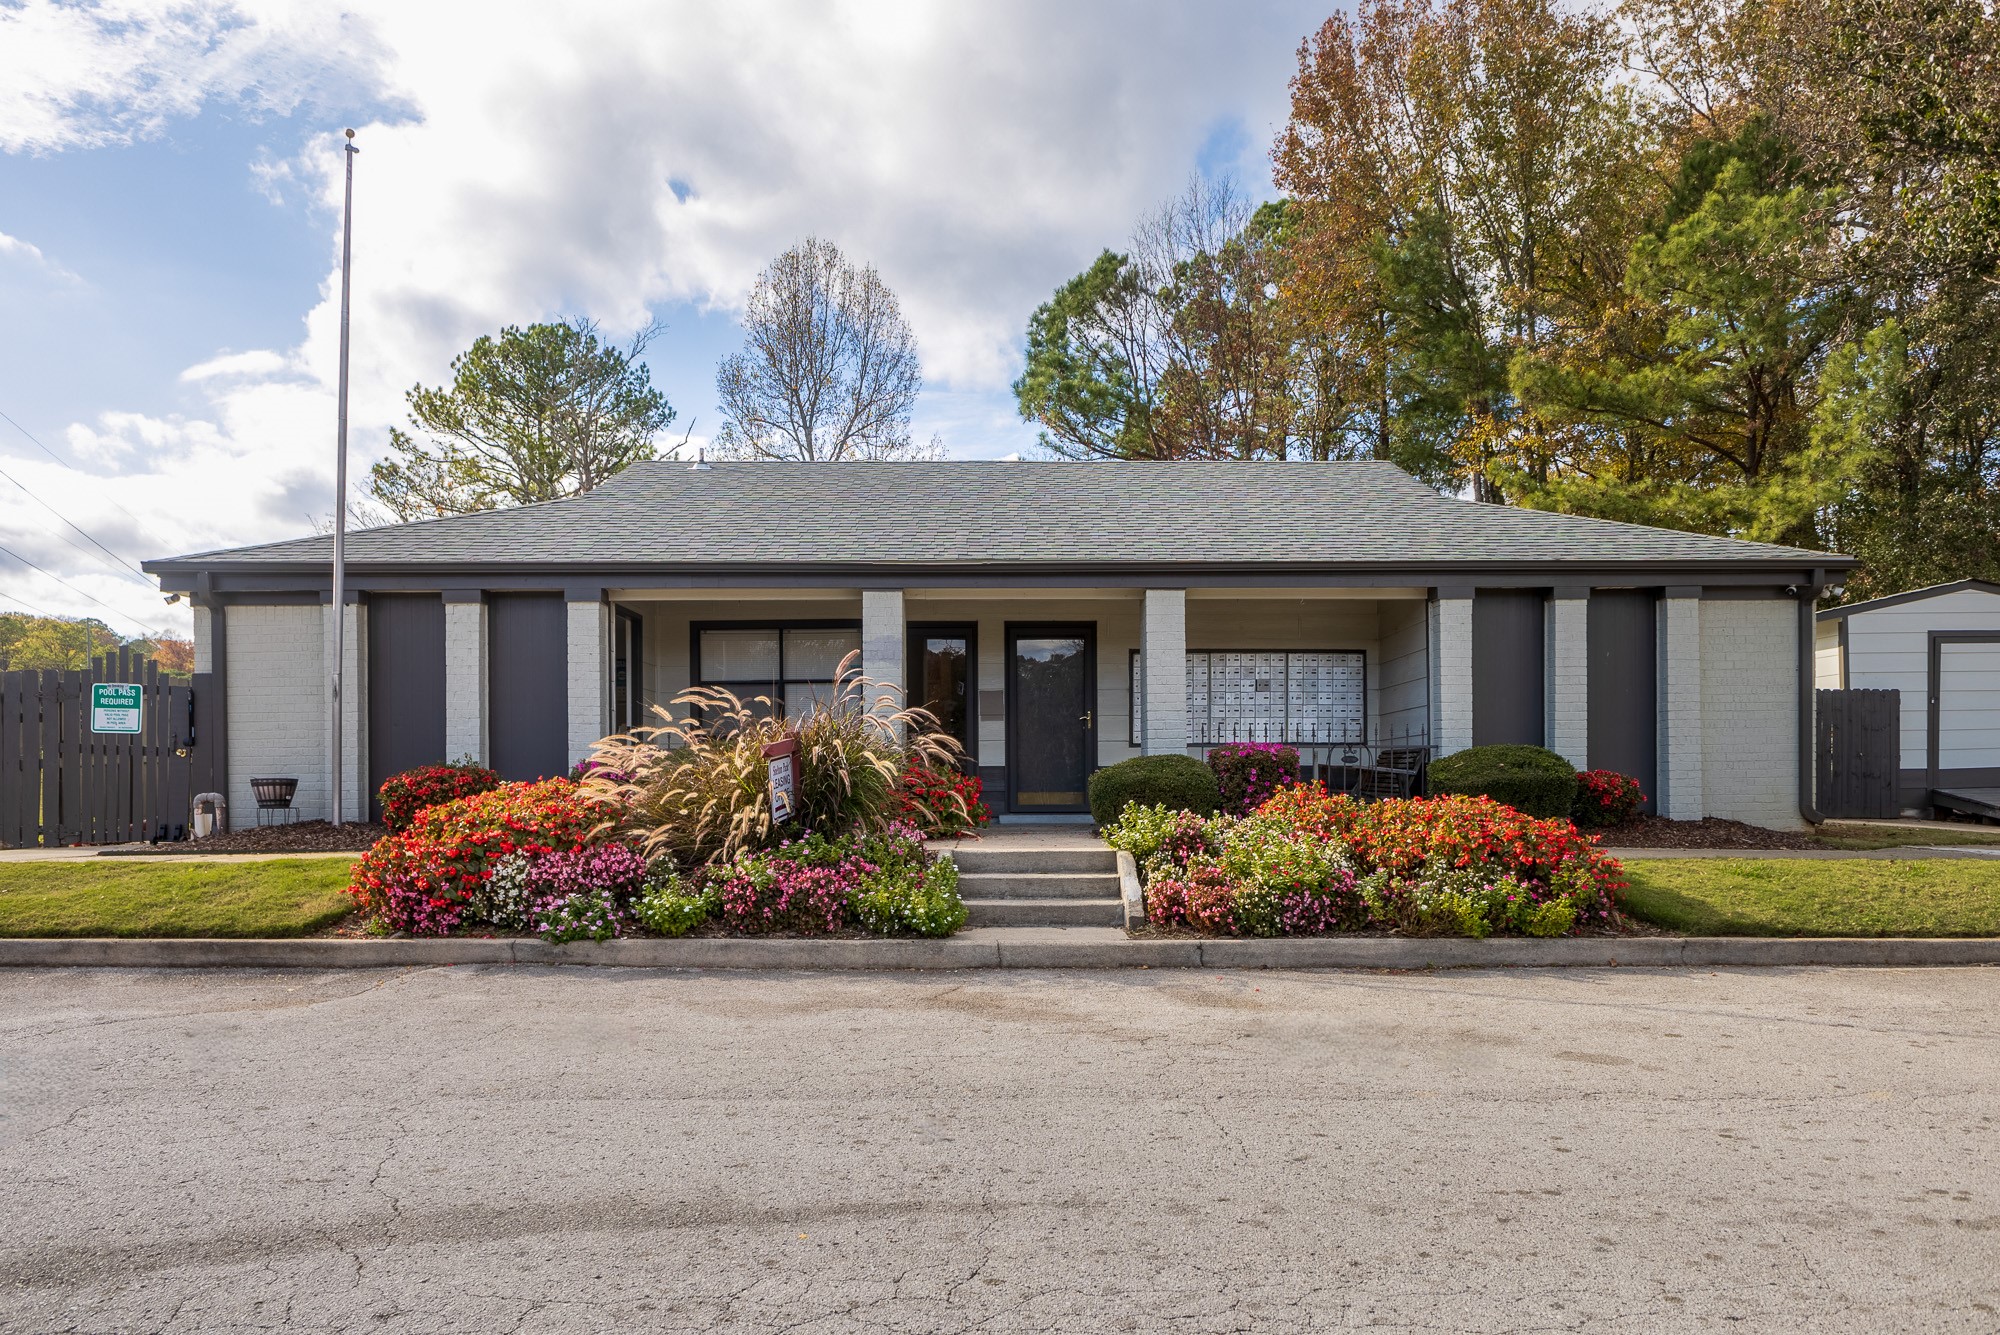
[578,652,964,867]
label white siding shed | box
[1818,580,2000,808]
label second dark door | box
[1007,623,1095,813]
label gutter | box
[1798,581,1825,825]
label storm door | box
[907,623,977,769]
[1006,624,1096,813]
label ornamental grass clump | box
[580,653,963,867]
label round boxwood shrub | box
[1087,754,1221,825]
[1425,744,1579,819]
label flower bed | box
[892,761,991,837]
[346,778,964,940]
[1106,784,1625,939]
[376,762,502,832]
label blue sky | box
[0,1,1325,636]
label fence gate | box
[1816,688,1901,819]
[0,650,223,848]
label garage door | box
[366,594,447,818]
[488,594,568,781]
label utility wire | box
[0,456,151,582]
[0,587,65,619]
[0,540,163,638]
[0,407,165,546]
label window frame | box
[689,618,864,717]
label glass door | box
[1007,623,1096,812]
[907,623,977,769]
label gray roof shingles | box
[147,460,1848,571]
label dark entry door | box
[1007,624,1095,813]
[487,594,568,781]
[1587,590,1658,811]
[908,623,976,768]
[367,594,447,818]
[1472,590,1546,746]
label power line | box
[0,587,65,619]
[0,407,166,546]
[0,540,163,638]
[0,456,151,582]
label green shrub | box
[1087,754,1221,825]
[632,864,718,937]
[851,858,967,937]
[1426,745,1579,819]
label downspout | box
[1797,581,1825,826]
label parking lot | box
[3,963,1997,1332]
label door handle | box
[1080,710,1094,728]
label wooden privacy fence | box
[0,650,223,847]
[1816,687,1901,820]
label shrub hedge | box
[1087,754,1221,825]
[1425,744,1579,819]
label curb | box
[1,934,1998,970]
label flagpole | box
[331,129,358,825]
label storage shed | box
[1816,580,2000,817]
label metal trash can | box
[250,777,299,826]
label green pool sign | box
[90,683,143,734]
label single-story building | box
[144,460,1854,828]
[1816,579,2000,817]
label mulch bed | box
[105,820,387,856]
[1591,815,1821,850]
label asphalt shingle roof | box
[148,460,1847,572]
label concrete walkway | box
[0,845,362,863]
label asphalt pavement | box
[3,964,1997,1333]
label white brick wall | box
[1701,597,1803,829]
[1141,588,1188,754]
[1431,594,1474,756]
[323,601,366,821]
[192,605,214,675]
[1546,593,1588,768]
[224,604,326,824]
[567,600,608,765]
[443,600,486,764]
[1658,595,1703,820]
[861,589,906,712]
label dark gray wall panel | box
[1472,590,1546,747]
[488,594,568,782]
[1587,590,1658,808]
[366,594,447,816]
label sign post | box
[91,683,143,735]
[762,738,799,825]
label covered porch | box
[599,584,1442,817]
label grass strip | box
[1620,857,2000,937]
[0,859,356,938]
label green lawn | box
[1814,823,2000,850]
[0,859,358,938]
[1620,857,2000,937]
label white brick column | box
[324,598,366,820]
[861,589,906,711]
[192,604,215,674]
[1430,591,1474,756]
[443,594,486,765]
[567,598,609,765]
[1141,589,1188,754]
[1658,590,1704,819]
[1547,590,1589,768]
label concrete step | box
[962,897,1125,928]
[946,847,1116,875]
[958,872,1122,900]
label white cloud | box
[0,229,79,281]
[2,0,1323,623]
